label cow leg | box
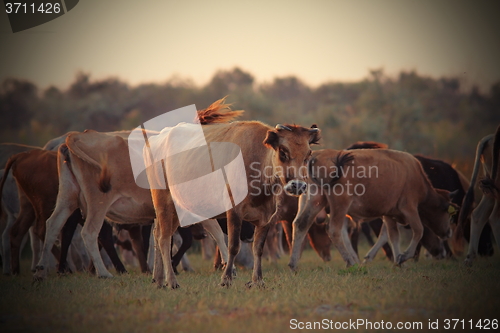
[281,220,293,251]
[80,208,114,278]
[350,224,359,255]
[465,196,495,266]
[213,246,223,270]
[383,216,402,264]
[71,224,90,270]
[246,223,271,288]
[201,219,232,273]
[98,222,127,274]
[10,195,36,275]
[221,209,241,287]
[151,190,179,289]
[142,224,152,257]
[147,225,155,272]
[276,223,285,258]
[413,242,422,262]
[327,211,359,267]
[307,223,332,262]
[29,227,43,273]
[34,158,79,281]
[158,215,179,289]
[361,222,375,246]
[171,227,192,274]
[127,225,149,273]
[363,223,389,263]
[368,219,393,260]
[342,218,359,261]
[57,210,80,274]
[2,211,16,275]
[151,223,165,286]
[395,211,424,265]
[289,194,325,272]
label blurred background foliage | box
[1,67,499,175]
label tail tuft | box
[98,154,111,193]
[196,97,244,125]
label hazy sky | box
[1,0,499,89]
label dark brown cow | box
[289,149,453,271]
[288,142,457,263]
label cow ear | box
[263,130,280,150]
[309,124,321,145]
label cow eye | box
[279,149,287,162]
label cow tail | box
[331,152,355,185]
[310,151,354,186]
[196,97,244,125]
[456,134,494,237]
[65,136,112,194]
[98,153,111,193]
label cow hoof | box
[464,257,474,267]
[33,267,47,281]
[32,274,45,282]
[168,283,180,290]
[98,273,114,279]
[288,263,298,273]
[396,254,407,266]
[220,277,233,288]
[245,280,265,289]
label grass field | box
[1,243,499,333]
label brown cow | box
[0,149,132,275]
[1,143,40,272]
[33,99,239,281]
[147,121,320,289]
[460,125,500,266]
[289,149,453,271]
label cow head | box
[263,124,320,196]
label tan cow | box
[147,122,320,288]
[33,100,239,280]
[289,149,453,271]
[459,125,500,266]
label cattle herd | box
[0,98,499,290]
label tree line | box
[1,67,499,174]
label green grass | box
[1,245,500,333]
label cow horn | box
[276,124,292,131]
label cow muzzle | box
[284,180,307,196]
